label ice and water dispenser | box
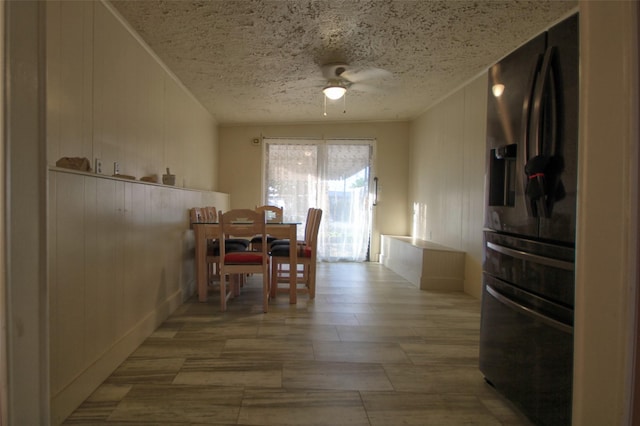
[487,143,517,207]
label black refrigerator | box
[479,13,578,426]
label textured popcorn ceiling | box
[109,0,576,124]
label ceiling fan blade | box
[349,82,386,94]
[340,67,392,83]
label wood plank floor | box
[63,262,533,425]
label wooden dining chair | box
[190,207,218,282]
[189,206,205,224]
[257,205,284,222]
[269,207,315,249]
[269,208,322,302]
[201,207,225,283]
[190,206,249,289]
[203,206,217,222]
[251,205,284,251]
[219,209,270,312]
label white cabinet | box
[48,169,229,424]
[381,235,465,291]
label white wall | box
[48,171,227,425]
[45,1,228,423]
[0,1,6,422]
[408,75,487,298]
[218,122,410,261]
[47,0,219,190]
[5,1,49,424]
[573,1,639,424]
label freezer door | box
[479,274,573,426]
[485,33,546,238]
[483,231,575,307]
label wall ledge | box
[49,166,224,194]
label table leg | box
[195,225,208,302]
[289,225,297,304]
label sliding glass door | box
[264,138,374,262]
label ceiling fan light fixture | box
[323,82,347,100]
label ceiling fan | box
[320,62,392,100]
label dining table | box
[192,221,299,304]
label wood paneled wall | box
[45,1,226,423]
[46,0,219,190]
[48,170,228,424]
[408,75,487,299]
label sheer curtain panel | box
[264,138,374,262]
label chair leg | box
[207,261,221,284]
[232,274,242,297]
[220,274,237,312]
[289,272,297,305]
[220,275,227,312]
[308,262,316,299]
[263,268,269,313]
[270,260,278,298]
[268,258,317,303]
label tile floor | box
[63,262,533,425]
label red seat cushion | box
[224,252,263,264]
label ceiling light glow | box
[323,82,347,100]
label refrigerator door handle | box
[526,46,558,218]
[486,241,574,271]
[521,55,543,166]
[521,54,543,218]
[532,46,558,156]
[486,284,573,334]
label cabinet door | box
[122,182,151,325]
[50,172,86,393]
[85,177,120,360]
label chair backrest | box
[190,206,217,229]
[190,207,205,224]
[255,205,283,223]
[203,206,217,222]
[302,208,315,242]
[306,209,322,249]
[220,208,267,247]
